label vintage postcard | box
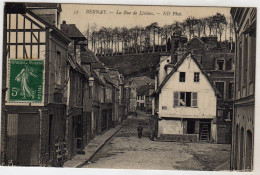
[0,1,258,174]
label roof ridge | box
[151,50,222,97]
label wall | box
[48,34,68,104]
[158,119,183,135]
[158,56,171,84]
[232,104,254,170]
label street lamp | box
[88,76,94,87]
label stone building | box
[230,7,256,171]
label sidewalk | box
[63,121,126,168]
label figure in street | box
[137,123,143,138]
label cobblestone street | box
[83,111,231,171]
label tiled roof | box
[68,54,90,77]
[137,84,154,96]
[26,10,71,44]
[61,23,86,40]
[103,72,114,85]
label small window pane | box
[180,72,185,82]
[194,72,200,82]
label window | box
[174,92,197,107]
[215,82,225,98]
[217,60,225,70]
[55,51,62,85]
[179,72,185,82]
[194,72,200,82]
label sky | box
[60,4,231,35]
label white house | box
[152,51,221,142]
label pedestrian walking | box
[137,123,143,138]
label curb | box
[75,122,126,168]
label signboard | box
[7,59,44,104]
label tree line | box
[86,13,234,56]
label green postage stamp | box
[7,59,44,104]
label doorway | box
[187,120,195,134]
[6,113,40,166]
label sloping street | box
[83,111,231,171]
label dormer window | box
[179,72,185,82]
[217,60,225,70]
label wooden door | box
[17,113,40,165]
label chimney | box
[26,3,62,28]
[170,30,181,64]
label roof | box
[127,76,154,87]
[25,3,62,12]
[80,47,97,64]
[26,10,71,44]
[103,72,115,85]
[137,84,154,96]
[151,51,222,98]
[60,22,86,40]
[80,47,106,70]
[68,54,90,78]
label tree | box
[185,17,198,40]
[146,22,159,52]
[161,25,171,52]
[212,13,227,40]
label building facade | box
[152,52,220,142]
[230,7,256,171]
[2,3,71,166]
[169,32,235,144]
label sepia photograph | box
[0,1,258,174]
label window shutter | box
[192,92,198,107]
[173,92,179,107]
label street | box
[83,111,231,171]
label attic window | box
[167,59,170,63]
[179,72,185,82]
[194,72,200,82]
[217,60,225,70]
